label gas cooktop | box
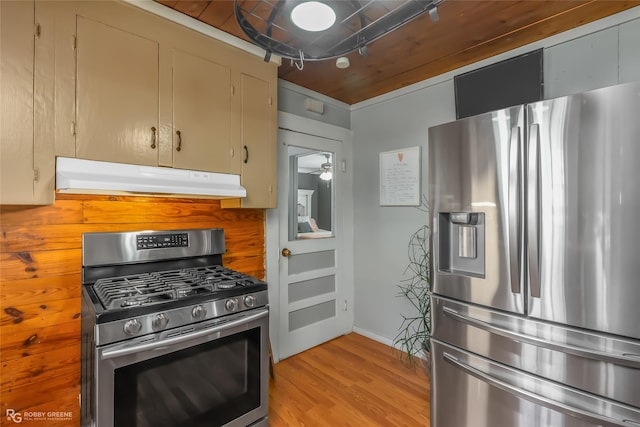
[81,229,268,338]
[94,265,263,310]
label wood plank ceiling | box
[156,1,640,105]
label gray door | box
[429,105,525,315]
[526,82,640,340]
[277,129,350,359]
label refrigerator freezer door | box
[527,82,640,340]
[432,296,640,408]
[429,105,525,314]
[431,339,640,427]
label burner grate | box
[94,274,175,310]
[189,266,259,290]
[93,266,260,310]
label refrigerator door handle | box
[508,126,521,294]
[527,123,541,297]
[443,306,640,369]
[442,352,629,427]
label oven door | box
[93,308,269,427]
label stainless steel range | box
[81,228,269,427]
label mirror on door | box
[288,147,334,241]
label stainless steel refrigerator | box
[428,81,640,427]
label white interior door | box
[277,128,349,359]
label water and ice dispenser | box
[438,212,485,278]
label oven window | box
[114,327,261,427]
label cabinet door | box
[172,50,236,173]
[1,1,34,204]
[0,0,53,205]
[236,73,277,208]
[76,16,159,166]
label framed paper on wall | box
[379,146,421,206]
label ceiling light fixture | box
[319,168,332,181]
[319,154,332,181]
[291,2,336,32]
[235,0,444,65]
[336,57,350,69]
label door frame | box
[266,111,354,362]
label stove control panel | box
[136,233,189,250]
[94,290,269,345]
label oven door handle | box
[101,309,268,360]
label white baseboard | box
[352,327,428,361]
[352,327,394,348]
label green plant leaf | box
[393,197,432,367]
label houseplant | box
[393,198,432,373]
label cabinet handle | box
[243,145,249,164]
[176,130,182,152]
[150,127,157,149]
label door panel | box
[288,275,335,303]
[527,82,640,340]
[289,300,336,332]
[429,106,525,314]
[431,340,640,427]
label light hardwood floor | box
[268,333,430,426]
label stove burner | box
[217,281,237,289]
[122,297,152,307]
[173,283,194,297]
[92,266,262,310]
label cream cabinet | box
[0,0,55,205]
[74,21,238,172]
[59,3,242,175]
[75,15,160,166]
[223,73,277,208]
[171,49,237,174]
[9,0,278,206]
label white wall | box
[351,81,454,344]
[351,8,640,346]
[279,80,352,129]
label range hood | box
[56,157,246,198]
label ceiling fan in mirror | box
[319,154,332,181]
[234,0,444,69]
[304,153,332,181]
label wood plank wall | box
[0,194,265,426]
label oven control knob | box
[123,319,142,336]
[192,305,206,320]
[225,298,238,312]
[152,313,169,330]
[244,295,256,308]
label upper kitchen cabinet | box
[169,49,236,174]
[0,0,55,205]
[75,15,160,166]
[48,1,277,205]
[223,73,277,209]
[54,1,272,177]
